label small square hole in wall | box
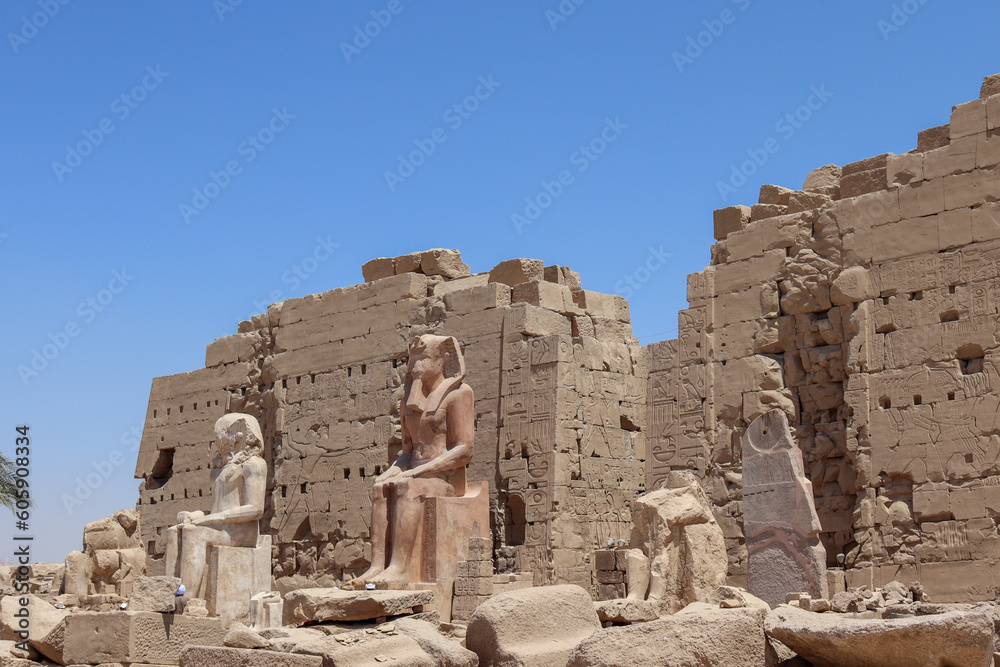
[179,405,183,413]
[375,466,382,476]
[167,407,171,416]
[199,489,203,497]
[300,483,307,494]
[913,395,922,405]
[153,409,158,418]
[910,291,923,301]
[881,296,890,305]
[348,367,353,377]
[344,468,351,479]
[948,392,956,401]
[966,453,974,464]
[879,397,891,409]
[361,364,367,375]
[281,485,287,498]
[949,285,957,294]
[360,468,366,479]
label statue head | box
[213,413,264,463]
[405,335,466,414]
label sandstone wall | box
[134,250,646,590]
[649,73,1000,601]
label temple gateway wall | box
[649,73,1000,601]
[136,74,1000,602]
[135,252,646,592]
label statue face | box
[216,424,243,460]
[410,335,448,380]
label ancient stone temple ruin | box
[4,72,1000,667]
[139,65,1000,601]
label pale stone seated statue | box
[352,334,482,587]
[165,413,266,600]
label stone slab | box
[282,588,434,624]
[180,646,322,667]
[765,606,993,667]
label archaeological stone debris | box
[6,72,1000,665]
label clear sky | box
[2,1,997,562]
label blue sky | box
[2,0,997,562]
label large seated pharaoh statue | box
[165,413,267,602]
[353,334,489,587]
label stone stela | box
[743,410,829,607]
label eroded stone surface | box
[626,471,727,614]
[283,588,434,624]
[593,598,658,624]
[742,410,828,607]
[466,585,600,667]
[765,606,994,667]
[568,607,768,667]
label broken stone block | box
[759,184,793,205]
[568,607,767,667]
[713,205,751,240]
[181,646,322,667]
[289,628,438,666]
[466,585,600,667]
[128,576,181,613]
[803,164,842,193]
[47,610,225,665]
[223,621,271,649]
[742,411,828,608]
[628,471,728,615]
[393,617,478,667]
[282,588,433,624]
[487,258,544,286]
[593,598,658,624]
[981,73,1000,99]
[419,249,470,279]
[361,257,395,282]
[765,606,994,667]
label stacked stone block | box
[135,249,646,592]
[592,548,628,600]
[451,537,494,621]
[648,73,1000,602]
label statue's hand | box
[375,466,403,484]
[190,513,211,526]
[184,511,206,524]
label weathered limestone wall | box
[134,250,645,590]
[649,73,1000,601]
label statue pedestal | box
[417,481,490,621]
[207,535,272,625]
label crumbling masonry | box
[137,73,1000,602]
